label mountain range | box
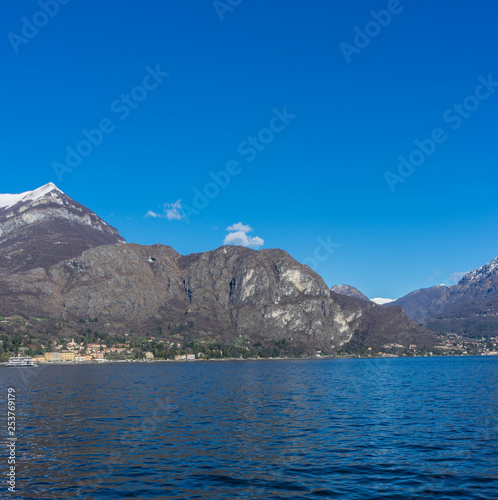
[331,263,498,338]
[0,183,434,354]
[389,260,498,337]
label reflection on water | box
[1,357,497,499]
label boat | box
[6,356,36,367]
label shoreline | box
[1,353,496,367]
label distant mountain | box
[389,284,448,322]
[391,259,498,337]
[371,297,394,305]
[330,284,369,301]
[0,183,124,274]
[427,258,498,337]
[0,184,431,353]
[330,292,436,349]
[330,285,398,308]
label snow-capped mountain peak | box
[0,182,63,209]
[0,183,124,274]
[460,257,498,284]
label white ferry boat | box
[6,356,36,367]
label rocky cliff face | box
[0,183,124,274]
[0,241,433,352]
[0,244,362,351]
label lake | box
[1,356,497,499]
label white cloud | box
[226,222,253,233]
[449,271,468,284]
[145,200,184,221]
[164,200,183,220]
[224,231,264,248]
[224,222,264,249]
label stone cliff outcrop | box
[0,244,363,351]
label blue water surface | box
[1,356,497,499]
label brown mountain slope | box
[0,244,356,351]
[0,243,433,352]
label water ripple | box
[0,356,496,499]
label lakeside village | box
[0,315,497,364]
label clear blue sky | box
[1,0,497,299]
